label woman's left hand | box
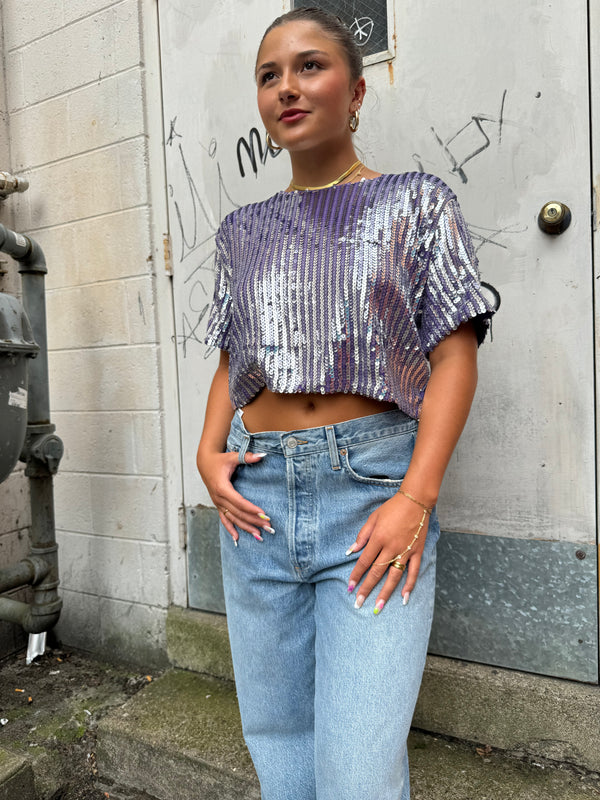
[346,491,430,612]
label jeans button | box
[286,436,298,449]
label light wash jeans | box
[221,408,439,800]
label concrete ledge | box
[96,670,259,800]
[169,606,600,773]
[167,606,233,680]
[0,747,35,800]
[414,655,600,772]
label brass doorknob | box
[538,201,571,235]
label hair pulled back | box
[258,6,363,83]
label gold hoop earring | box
[266,132,282,152]
[349,110,360,132]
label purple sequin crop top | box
[205,172,494,418]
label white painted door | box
[158,0,597,681]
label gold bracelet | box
[397,489,433,515]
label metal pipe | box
[0,171,29,198]
[0,223,63,634]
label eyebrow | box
[256,49,330,73]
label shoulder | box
[377,172,457,219]
[216,190,290,242]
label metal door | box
[158,0,598,682]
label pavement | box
[0,647,599,800]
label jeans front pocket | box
[340,429,416,486]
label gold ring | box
[222,508,230,517]
[391,560,405,572]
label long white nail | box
[345,544,356,556]
[403,592,410,606]
[254,452,267,457]
[354,594,365,610]
[234,539,238,548]
[262,525,275,534]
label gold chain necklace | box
[288,160,364,192]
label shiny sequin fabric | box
[205,172,494,418]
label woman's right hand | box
[196,449,272,544]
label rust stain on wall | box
[388,61,394,85]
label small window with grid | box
[292,0,393,65]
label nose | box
[278,69,300,101]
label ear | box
[349,76,366,112]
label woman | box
[196,7,494,799]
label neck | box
[288,144,362,189]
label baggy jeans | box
[220,408,439,800]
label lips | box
[279,108,309,122]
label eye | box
[303,60,320,72]
[260,71,276,85]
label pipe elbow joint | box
[22,598,63,634]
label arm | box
[347,321,478,610]
[196,350,271,543]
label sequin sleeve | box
[204,224,232,351]
[418,196,493,353]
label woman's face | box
[256,21,365,154]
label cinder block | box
[90,475,168,542]
[63,0,127,28]
[56,587,169,668]
[57,530,169,607]
[25,138,148,231]
[54,410,164,476]
[11,69,145,170]
[48,345,160,411]
[5,50,24,113]
[33,207,153,291]
[53,411,138,474]
[1,0,63,52]
[125,277,158,345]
[0,529,30,567]
[98,596,168,668]
[0,471,31,532]
[54,473,169,543]
[19,1,141,108]
[132,412,164,475]
[53,588,101,653]
[46,281,130,349]
[53,472,93,534]
[9,97,69,172]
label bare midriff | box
[241,387,398,434]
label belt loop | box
[238,433,251,464]
[325,425,341,471]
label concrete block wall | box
[0,0,180,666]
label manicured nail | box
[345,544,356,556]
[354,594,365,610]
[347,580,356,593]
[403,592,410,606]
[252,532,264,542]
[233,538,238,548]
[262,525,275,534]
[258,513,270,521]
[254,452,267,458]
[374,599,385,615]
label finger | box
[349,549,391,608]
[345,517,374,557]
[242,450,267,464]
[216,483,271,524]
[219,506,265,541]
[401,552,423,600]
[346,535,382,591]
[372,560,408,614]
[218,511,239,545]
